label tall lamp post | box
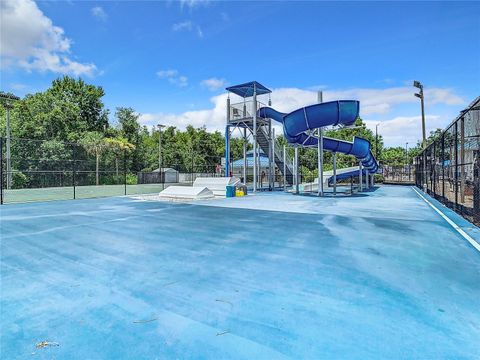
[375,123,380,159]
[1,92,20,190]
[414,80,427,188]
[157,124,165,180]
[405,142,409,165]
[413,81,426,147]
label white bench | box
[193,177,240,197]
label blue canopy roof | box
[226,81,271,98]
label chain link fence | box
[0,137,225,204]
[415,97,480,225]
[382,165,415,184]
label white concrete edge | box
[411,186,480,253]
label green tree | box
[5,76,108,142]
[80,132,107,185]
[105,137,136,175]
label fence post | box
[474,153,480,224]
[124,149,127,196]
[432,142,436,195]
[0,137,3,205]
[72,143,76,200]
[441,134,445,199]
[454,121,458,210]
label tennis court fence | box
[0,137,224,204]
[415,97,480,225]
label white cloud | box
[9,83,28,91]
[179,0,210,10]
[364,116,446,147]
[138,86,465,147]
[157,69,179,78]
[201,77,227,91]
[197,26,204,38]
[156,69,188,87]
[172,21,192,32]
[0,0,97,76]
[172,20,203,38]
[91,6,107,21]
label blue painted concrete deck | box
[1,186,479,359]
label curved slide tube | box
[257,100,378,173]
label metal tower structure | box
[224,81,293,192]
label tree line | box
[0,76,439,187]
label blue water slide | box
[257,100,378,173]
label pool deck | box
[1,185,479,359]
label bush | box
[12,172,28,189]
[126,173,137,185]
[374,173,384,183]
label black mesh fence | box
[0,137,225,204]
[415,97,480,226]
[382,165,415,184]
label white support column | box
[283,145,287,191]
[317,91,324,197]
[253,86,257,192]
[359,162,363,192]
[272,127,276,188]
[295,146,299,194]
[366,170,369,189]
[268,120,273,189]
[243,127,247,184]
[318,128,324,196]
[333,152,337,195]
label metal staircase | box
[256,126,294,185]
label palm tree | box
[80,132,107,186]
[105,137,135,176]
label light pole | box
[1,92,20,190]
[375,123,380,159]
[405,142,409,165]
[413,80,426,147]
[414,80,427,188]
[157,124,165,180]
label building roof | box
[231,157,271,168]
[226,81,271,98]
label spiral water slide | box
[257,100,378,173]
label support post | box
[317,91,324,196]
[6,107,11,189]
[225,95,231,177]
[243,128,247,184]
[253,86,257,192]
[272,127,275,189]
[333,152,337,195]
[359,162,363,192]
[268,120,273,190]
[460,116,465,203]
[0,137,3,204]
[73,143,76,199]
[283,145,287,191]
[225,125,230,177]
[295,146,299,194]
[124,149,127,195]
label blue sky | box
[1,0,479,146]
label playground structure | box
[224,82,292,192]
[225,81,378,195]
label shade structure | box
[226,81,271,98]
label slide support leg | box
[333,152,337,195]
[359,162,363,192]
[295,146,299,194]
